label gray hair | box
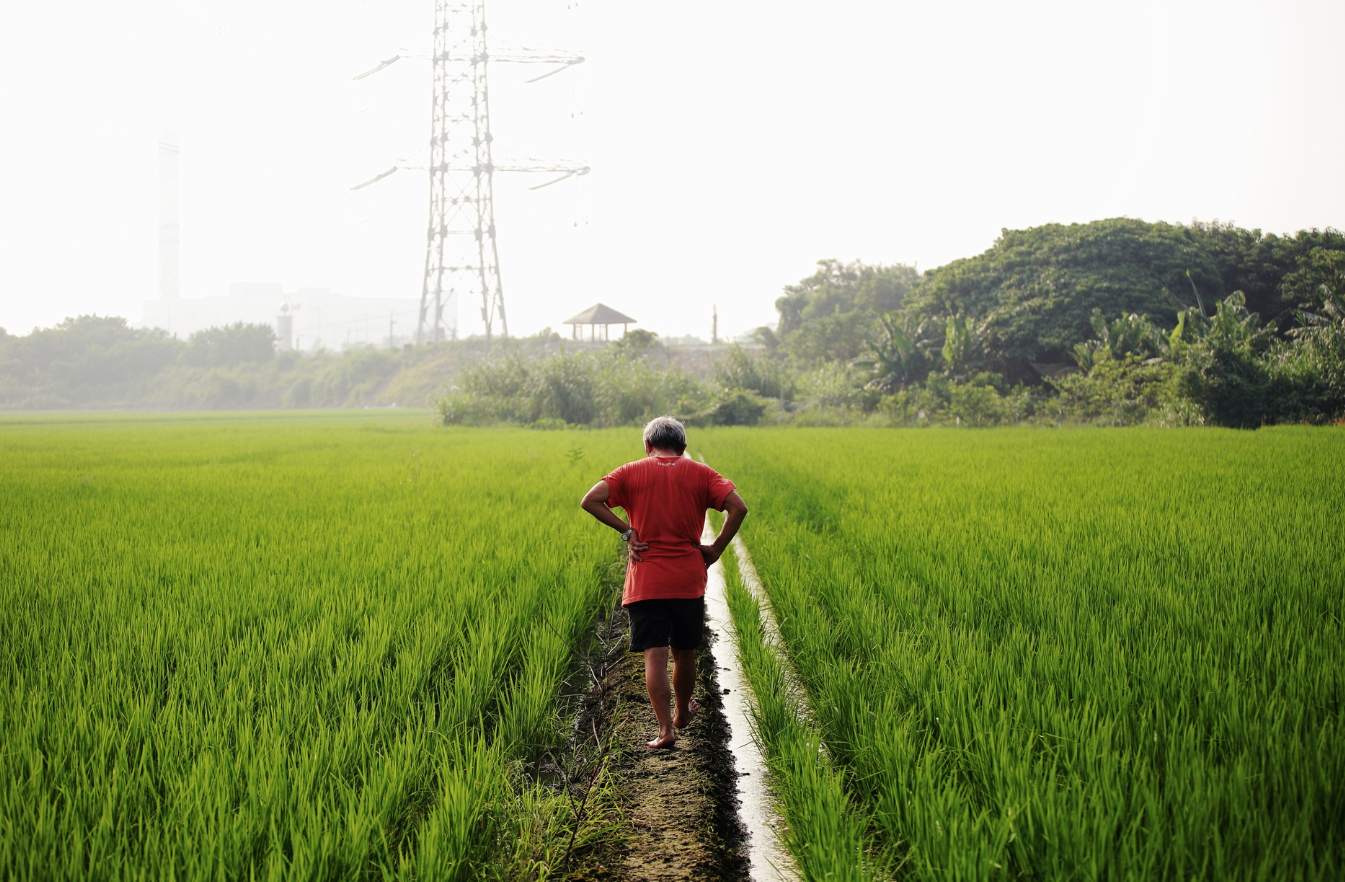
[643,415,687,454]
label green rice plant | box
[701,426,1345,881]
[715,533,875,882]
[0,412,644,880]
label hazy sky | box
[2,0,1343,341]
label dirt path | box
[568,611,748,882]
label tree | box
[903,218,1225,379]
[1281,245,1345,313]
[616,329,660,353]
[705,390,767,426]
[781,309,882,364]
[744,325,780,355]
[1185,221,1288,321]
[1187,221,1345,324]
[1051,356,1184,426]
[186,323,277,368]
[0,315,182,405]
[775,259,920,362]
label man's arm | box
[580,480,649,562]
[700,490,748,567]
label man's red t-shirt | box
[603,455,736,606]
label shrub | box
[704,390,767,426]
[711,344,794,400]
[437,346,706,427]
[881,373,1034,427]
[310,348,399,407]
[1265,300,1345,423]
[1052,356,1189,426]
[1175,342,1270,428]
[284,377,313,409]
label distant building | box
[140,130,429,348]
[142,284,426,350]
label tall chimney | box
[158,128,180,299]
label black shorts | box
[626,597,704,653]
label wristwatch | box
[620,528,634,542]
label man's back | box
[604,455,736,605]
[580,416,748,749]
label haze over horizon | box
[2,0,1342,342]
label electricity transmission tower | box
[352,0,587,345]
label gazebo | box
[563,303,637,342]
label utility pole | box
[421,0,504,347]
[418,0,588,347]
[712,305,719,346]
[389,311,397,349]
[352,1,587,347]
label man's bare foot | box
[648,729,677,749]
[673,697,699,730]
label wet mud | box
[566,612,748,882]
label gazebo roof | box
[563,303,636,325]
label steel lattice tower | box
[420,0,504,344]
[352,1,586,344]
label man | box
[580,416,748,749]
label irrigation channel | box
[702,523,799,882]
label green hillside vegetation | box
[5,217,1342,426]
[866,218,1344,377]
[437,218,1345,429]
[907,219,1224,377]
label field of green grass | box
[0,412,637,880]
[703,428,1345,881]
[5,415,1342,881]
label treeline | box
[7,217,1342,425]
[0,316,474,410]
[439,218,1345,428]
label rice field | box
[0,412,634,880]
[703,427,1345,881]
[4,415,1342,881]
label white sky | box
[2,0,1343,341]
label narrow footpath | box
[567,614,748,881]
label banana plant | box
[1290,295,1345,342]
[855,312,930,392]
[1184,291,1276,351]
[1072,309,1184,369]
[941,313,985,377]
[1074,292,1276,372]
